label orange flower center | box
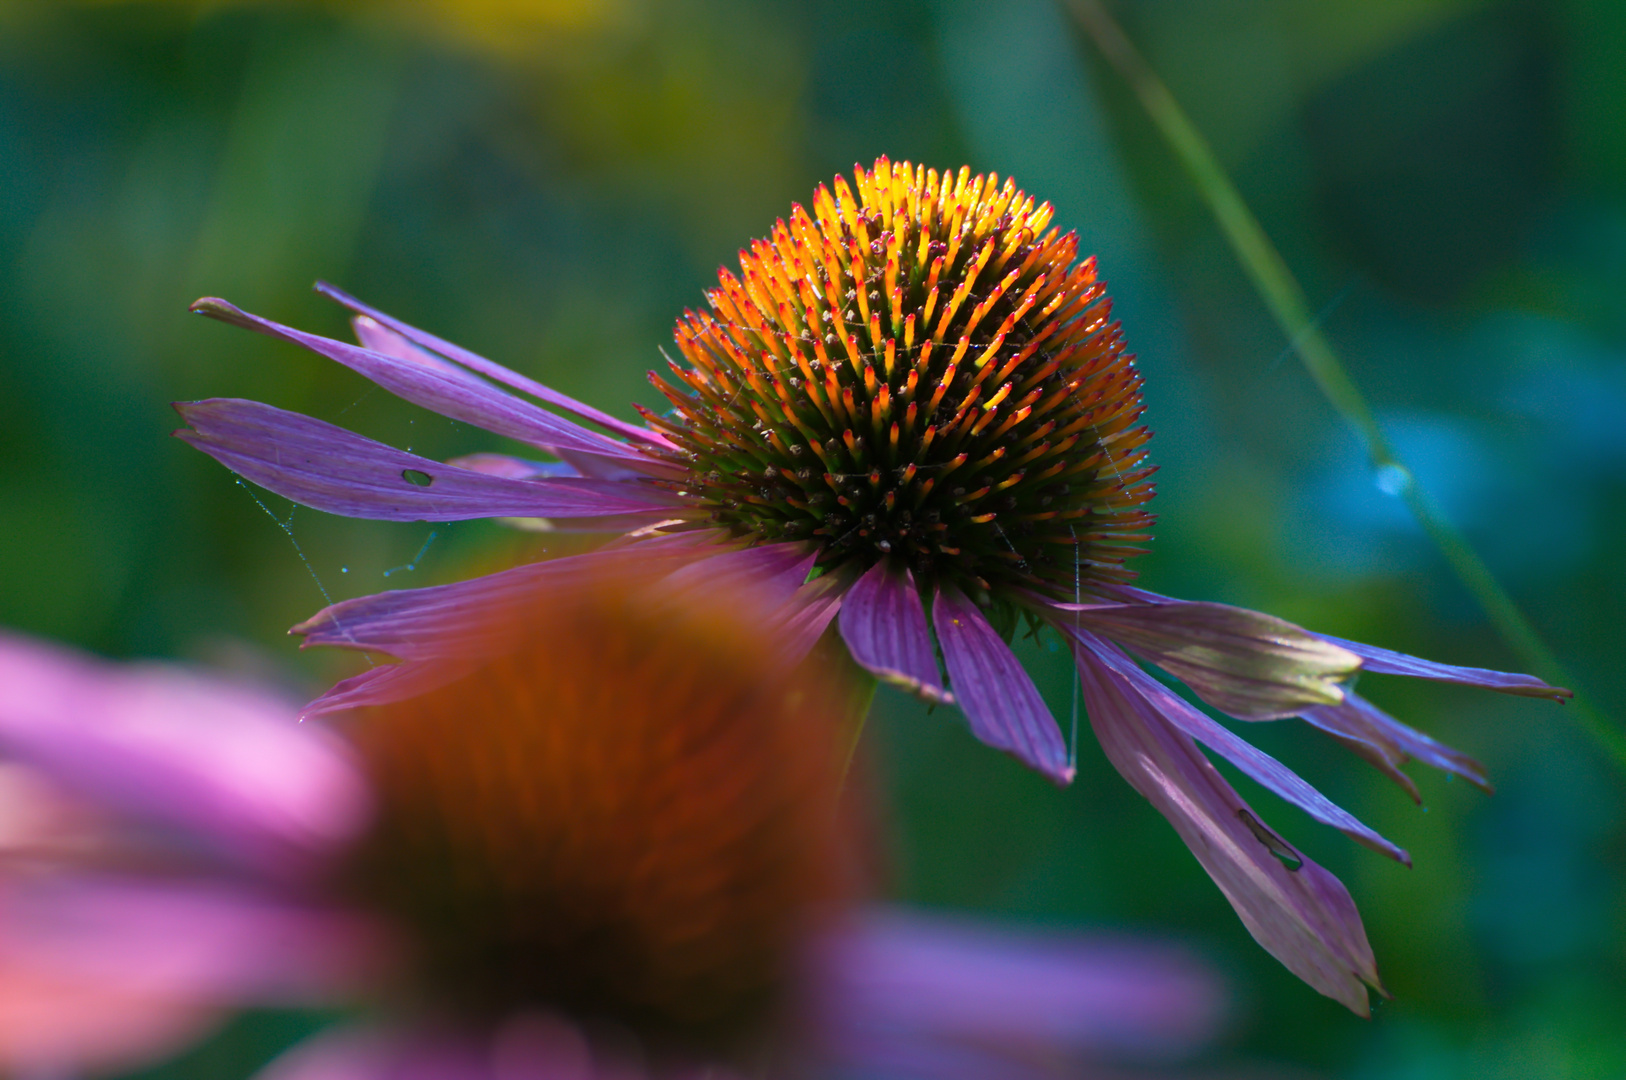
[644,158,1156,605]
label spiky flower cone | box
[177,155,1576,1020]
[643,159,1156,605]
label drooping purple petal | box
[293,530,732,660]
[1301,708,1423,805]
[934,586,1071,784]
[1304,692,1490,795]
[1043,596,1360,719]
[812,908,1224,1076]
[1318,633,1572,702]
[1069,631,1407,864]
[315,281,674,450]
[0,633,370,878]
[1096,585,1570,705]
[190,297,672,480]
[176,399,684,524]
[1070,635,1382,1014]
[838,563,950,704]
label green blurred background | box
[1,0,1622,1076]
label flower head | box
[646,161,1153,606]
[344,587,851,1055]
[176,158,1572,1014]
[0,611,1223,1079]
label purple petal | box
[1045,596,1360,719]
[1093,582,1174,605]
[293,530,732,659]
[933,586,1071,784]
[350,315,491,390]
[0,633,369,878]
[190,297,670,480]
[1301,707,1423,804]
[1070,632,1407,864]
[176,399,683,523]
[442,453,580,479]
[838,563,950,704]
[1318,633,1572,702]
[812,908,1224,1071]
[1304,692,1490,794]
[1096,585,1570,704]
[1070,636,1382,1014]
[444,454,664,534]
[316,282,674,450]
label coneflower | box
[0,611,1222,1079]
[178,158,1569,1013]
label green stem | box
[840,675,881,789]
[808,629,882,790]
[1061,0,1626,774]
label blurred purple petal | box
[190,298,669,479]
[299,660,479,721]
[316,282,674,451]
[1304,692,1490,793]
[1,876,378,1002]
[293,531,731,659]
[1318,633,1572,702]
[1045,597,1360,719]
[655,541,815,614]
[176,399,682,524]
[1070,632,1407,864]
[768,569,852,670]
[0,633,368,877]
[255,1027,395,1080]
[0,878,372,1075]
[839,563,950,704]
[933,587,1071,784]
[1071,632,1382,1014]
[813,907,1224,1076]
[256,1028,487,1080]
[256,1019,726,1080]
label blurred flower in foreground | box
[178,158,1570,1013]
[0,608,1223,1078]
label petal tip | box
[189,296,240,319]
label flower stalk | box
[1061,0,1626,775]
